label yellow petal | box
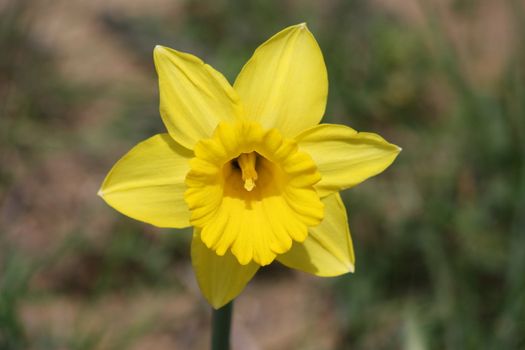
[154,46,243,149]
[277,193,355,276]
[99,134,192,228]
[233,23,327,137]
[191,230,259,308]
[296,124,401,197]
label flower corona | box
[185,120,323,266]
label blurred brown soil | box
[21,269,338,350]
[372,0,516,88]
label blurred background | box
[1,0,524,349]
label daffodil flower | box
[99,23,401,308]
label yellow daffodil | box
[98,23,400,308]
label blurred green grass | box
[1,0,524,349]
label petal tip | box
[348,263,355,273]
[293,22,310,33]
[153,45,169,64]
[153,45,165,57]
[210,298,230,309]
[154,44,166,52]
[97,188,104,198]
[153,45,185,62]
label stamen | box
[237,152,258,191]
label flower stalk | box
[211,301,233,350]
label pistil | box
[237,152,258,191]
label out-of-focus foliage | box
[1,0,524,349]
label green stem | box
[211,301,233,350]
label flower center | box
[184,120,324,266]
